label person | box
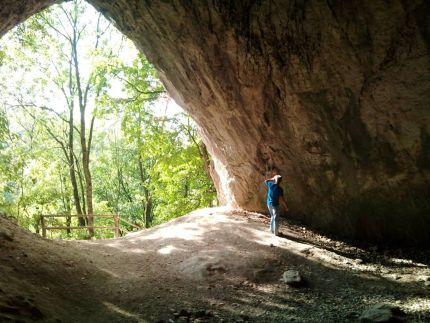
[264,175,288,236]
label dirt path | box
[1,207,429,322]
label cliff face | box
[0,0,58,36]
[1,0,429,245]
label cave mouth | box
[0,0,217,238]
[1,0,430,246]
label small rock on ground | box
[359,303,405,322]
[281,270,303,287]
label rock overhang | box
[1,0,429,245]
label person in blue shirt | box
[264,175,289,236]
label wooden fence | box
[40,214,142,238]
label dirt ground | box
[0,207,429,322]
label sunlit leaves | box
[0,50,5,66]
[0,109,8,145]
[0,0,216,237]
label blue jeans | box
[268,205,280,235]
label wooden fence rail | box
[40,214,141,239]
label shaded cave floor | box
[0,207,429,322]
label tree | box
[0,0,216,238]
[117,56,216,223]
[0,0,129,236]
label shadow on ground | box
[0,208,429,322]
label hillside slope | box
[0,208,429,322]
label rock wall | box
[1,0,429,245]
[0,0,58,36]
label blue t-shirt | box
[266,181,283,206]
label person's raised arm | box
[264,176,276,183]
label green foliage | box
[0,50,5,65]
[0,0,216,239]
[0,109,8,145]
[152,142,215,224]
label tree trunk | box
[144,191,152,229]
[75,159,87,219]
[68,104,85,226]
[81,136,94,236]
[71,17,94,237]
[58,166,72,235]
[138,157,152,228]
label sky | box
[0,0,184,129]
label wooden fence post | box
[114,215,120,238]
[88,214,94,237]
[38,214,130,239]
[41,216,46,238]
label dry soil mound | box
[1,207,429,322]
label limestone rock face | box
[1,0,429,245]
[0,0,57,36]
